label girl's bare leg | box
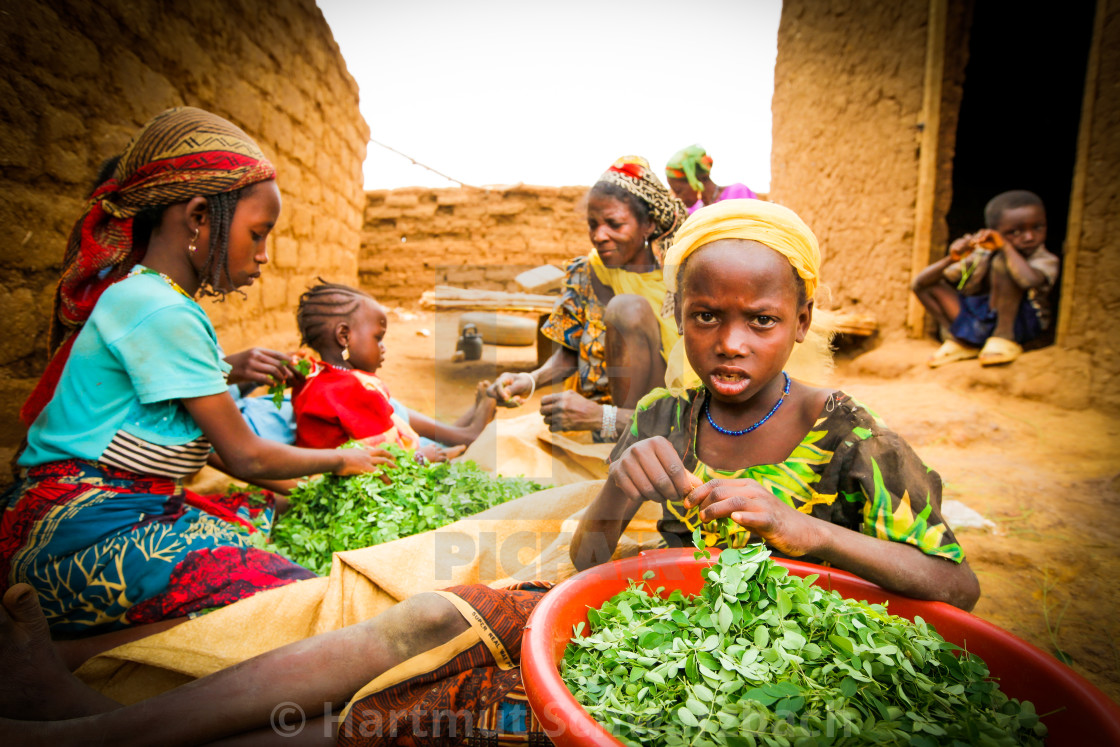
[55,616,187,671]
[604,294,666,408]
[0,583,470,746]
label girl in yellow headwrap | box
[573,198,981,612]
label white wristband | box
[600,404,618,440]
[519,372,536,401]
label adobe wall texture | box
[0,0,368,476]
[1061,2,1120,409]
[769,0,933,329]
[359,186,591,307]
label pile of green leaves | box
[561,538,1046,747]
[270,444,547,575]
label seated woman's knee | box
[605,294,657,334]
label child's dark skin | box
[316,296,493,460]
[571,239,981,611]
[911,203,1049,345]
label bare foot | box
[0,584,119,720]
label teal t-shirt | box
[20,270,232,467]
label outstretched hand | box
[333,444,397,479]
[683,478,827,557]
[225,348,301,387]
[608,436,703,504]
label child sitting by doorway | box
[292,281,496,462]
[912,190,1059,367]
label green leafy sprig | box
[268,358,312,409]
[561,540,1046,747]
[270,444,546,575]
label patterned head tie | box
[22,107,275,427]
[594,155,688,260]
[55,106,276,350]
[665,144,714,197]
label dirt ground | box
[376,308,1120,705]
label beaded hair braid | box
[296,280,373,350]
[197,188,245,299]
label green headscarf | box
[665,145,714,196]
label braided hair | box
[197,188,247,299]
[296,279,374,351]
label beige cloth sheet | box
[77,480,663,704]
[459,411,613,485]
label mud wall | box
[359,186,591,307]
[769,0,932,328]
[0,0,368,477]
[1061,2,1120,409]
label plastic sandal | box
[978,337,1023,366]
[928,339,980,368]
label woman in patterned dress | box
[487,156,688,443]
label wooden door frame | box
[1055,0,1107,346]
[909,0,1107,343]
[906,0,948,337]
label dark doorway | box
[946,0,1096,345]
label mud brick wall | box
[769,0,935,332]
[1060,2,1120,410]
[0,0,368,479]
[359,186,592,307]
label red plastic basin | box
[521,548,1120,746]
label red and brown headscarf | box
[21,107,276,426]
[594,156,688,263]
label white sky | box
[317,0,782,191]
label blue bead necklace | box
[704,371,791,436]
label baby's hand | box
[608,436,703,504]
[684,478,827,557]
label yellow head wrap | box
[661,199,826,393]
[663,198,820,297]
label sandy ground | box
[375,307,1120,705]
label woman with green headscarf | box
[665,144,758,215]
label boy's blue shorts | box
[950,293,1043,348]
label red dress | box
[292,363,420,450]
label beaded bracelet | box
[600,404,618,440]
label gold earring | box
[341,346,350,361]
[188,227,199,253]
